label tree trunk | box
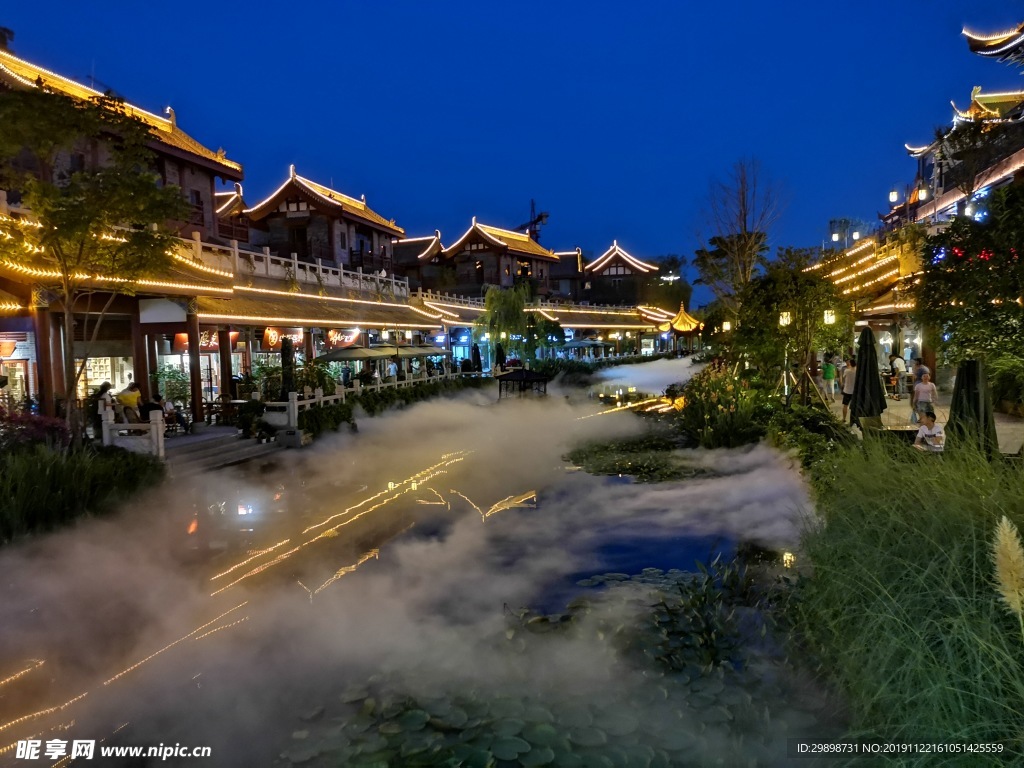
[63,301,82,449]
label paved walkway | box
[820,388,1024,454]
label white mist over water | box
[0,359,830,765]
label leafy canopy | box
[917,184,1024,363]
[0,88,188,296]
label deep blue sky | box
[4,1,1024,292]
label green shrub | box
[0,444,165,542]
[766,402,854,469]
[989,354,1024,406]
[297,401,354,438]
[678,366,770,448]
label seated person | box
[913,410,945,453]
[161,395,190,433]
[138,393,164,422]
[117,382,142,422]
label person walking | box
[913,357,930,385]
[841,357,857,423]
[912,371,938,420]
[821,357,837,402]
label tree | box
[917,183,1024,363]
[637,254,693,311]
[694,159,778,319]
[475,284,529,360]
[734,248,845,381]
[0,88,189,444]
[934,118,1024,214]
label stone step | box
[167,439,283,476]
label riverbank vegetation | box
[0,408,164,542]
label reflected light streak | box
[485,491,537,520]
[193,616,249,641]
[0,659,44,688]
[0,692,87,736]
[210,539,291,581]
[103,602,248,685]
[576,398,660,419]
[415,487,449,508]
[212,457,465,596]
[311,549,380,598]
[302,453,468,534]
[449,490,483,519]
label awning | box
[317,346,393,362]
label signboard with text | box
[325,329,361,349]
[261,327,304,351]
[172,330,239,353]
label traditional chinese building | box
[242,167,404,272]
[0,44,244,413]
[432,218,559,297]
[391,231,445,292]
[582,241,659,305]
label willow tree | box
[475,284,530,359]
[0,88,188,443]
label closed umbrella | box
[471,343,482,372]
[948,359,999,458]
[495,342,506,371]
[850,327,887,427]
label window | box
[69,153,86,173]
[189,189,202,206]
[339,231,347,249]
[602,264,631,276]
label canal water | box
[0,358,843,767]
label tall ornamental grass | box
[793,439,1024,752]
[0,445,165,542]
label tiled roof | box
[529,305,659,330]
[393,232,444,264]
[443,220,559,262]
[198,286,443,329]
[657,304,702,334]
[585,241,658,273]
[0,48,242,177]
[243,168,404,236]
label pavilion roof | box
[443,219,559,262]
[657,303,702,334]
[243,167,404,236]
[0,48,243,179]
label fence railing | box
[100,409,165,460]
[261,371,472,429]
[185,233,410,299]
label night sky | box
[3,2,1024,302]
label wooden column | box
[186,300,204,421]
[130,302,151,402]
[31,292,55,417]
[148,333,160,391]
[218,328,233,399]
[304,329,315,361]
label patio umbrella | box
[948,358,999,458]
[495,342,506,371]
[850,326,887,427]
[471,343,482,372]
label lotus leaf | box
[567,727,607,747]
[491,737,530,761]
[519,745,555,766]
[493,718,525,737]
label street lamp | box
[778,312,792,327]
[778,312,791,396]
[824,309,836,325]
[721,321,732,332]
